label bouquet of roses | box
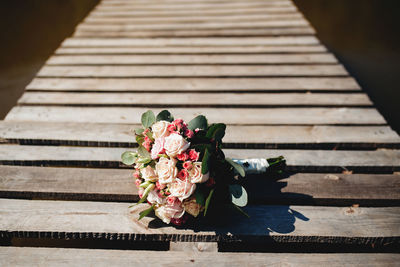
[122,110,285,226]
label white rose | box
[183,197,204,217]
[189,162,209,183]
[156,157,178,184]
[140,165,158,182]
[152,121,170,139]
[155,202,185,224]
[147,190,166,205]
[164,133,190,157]
[169,179,196,201]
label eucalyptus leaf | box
[135,128,144,135]
[188,115,208,131]
[156,110,174,122]
[137,145,151,158]
[226,158,245,177]
[203,188,215,216]
[195,189,206,206]
[201,147,210,174]
[137,157,151,164]
[121,151,137,165]
[206,123,226,141]
[141,110,156,128]
[229,184,248,207]
[136,135,145,145]
[138,204,155,220]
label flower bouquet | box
[122,110,285,226]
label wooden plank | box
[4,106,386,125]
[17,92,370,107]
[0,198,399,249]
[1,122,398,149]
[26,77,360,91]
[83,13,305,24]
[55,45,328,54]
[46,54,337,65]
[76,20,310,31]
[61,36,320,47]
[0,165,399,205]
[102,0,293,4]
[0,145,398,172]
[37,65,348,77]
[1,247,400,266]
[73,28,315,38]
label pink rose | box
[134,179,141,188]
[138,188,144,198]
[167,123,176,132]
[184,129,194,138]
[169,178,196,201]
[151,121,170,139]
[151,137,165,159]
[147,190,166,205]
[189,162,209,184]
[155,201,185,224]
[188,149,200,161]
[143,140,152,152]
[183,161,193,170]
[177,152,189,161]
[177,169,189,180]
[155,157,178,184]
[140,165,158,182]
[164,133,190,157]
[133,170,140,179]
[156,181,166,190]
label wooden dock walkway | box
[1,0,400,265]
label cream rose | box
[155,157,178,184]
[151,137,165,159]
[164,133,190,157]
[140,165,158,182]
[169,179,196,201]
[155,202,185,224]
[147,190,166,205]
[189,162,209,183]
[183,197,204,217]
[151,121,170,139]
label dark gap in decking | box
[45,63,339,66]
[25,89,363,93]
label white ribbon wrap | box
[232,158,269,174]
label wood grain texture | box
[17,92,370,107]
[37,65,348,78]
[1,247,399,266]
[1,122,398,149]
[0,145,398,172]
[55,45,327,54]
[61,37,319,47]
[47,54,336,65]
[26,77,359,91]
[0,165,399,205]
[0,199,399,247]
[4,106,386,125]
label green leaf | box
[229,184,248,207]
[206,123,226,142]
[145,131,154,141]
[201,147,210,174]
[135,128,144,135]
[203,188,215,216]
[156,110,174,122]
[138,204,155,220]
[141,110,156,128]
[136,135,145,145]
[137,183,155,205]
[225,158,245,177]
[121,151,137,165]
[138,145,151,158]
[188,115,208,131]
[137,157,151,164]
[195,189,206,206]
[232,204,250,218]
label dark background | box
[0,0,399,133]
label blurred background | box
[0,0,399,133]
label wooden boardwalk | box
[1,0,400,265]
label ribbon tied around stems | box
[232,158,270,174]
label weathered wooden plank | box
[46,54,337,65]
[4,106,386,125]
[1,247,399,266]
[0,165,399,205]
[17,92,370,107]
[0,199,399,249]
[0,145,398,172]
[61,36,319,47]
[76,20,310,31]
[84,13,305,24]
[89,7,298,17]
[102,0,292,4]
[37,65,348,77]
[73,27,315,38]
[26,77,359,91]
[1,122,398,149]
[55,45,328,54]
